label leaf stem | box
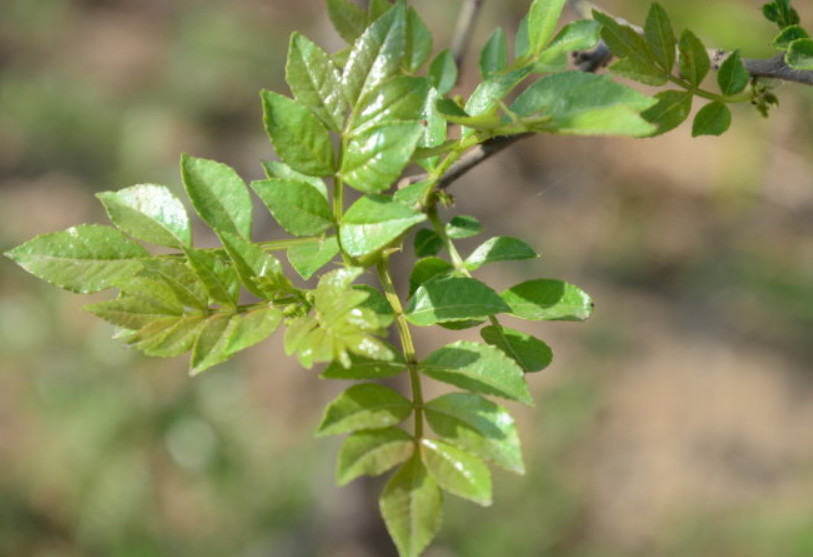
[376,254,424,439]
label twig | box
[451,0,485,69]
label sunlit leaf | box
[480,325,552,373]
[446,215,482,239]
[287,237,340,280]
[527,0,567,54]
[321,349,407,380]
[339,194,426,258]
[535,19,601,72]
[464,236,537,270]
[184,247,240,308]
[408,257,454,298]
[501,278,593,321]
[420,438,492,506]
[350,76,432,135]
[286,32,346,132]
[327,0,367,44]
[219,231,290,299]
[405,277,510,326]
[261,160,328,198]
[316,383,413,436]
[428,49,457,95]
[786,38,813,70]
[405,7,433,72]
[341,122,424,194]
[479,28,508,79]
[252,178,334,237]
[97,184,192,248]
[336,428,414,485]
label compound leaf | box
[219,231,290,299]
[405,277,510,326]
[252,178,334,237]
[341,122,424,194]
[350,76,432,135]
[339,194,427,258]
[286,32,346,132]
[184,247,240,308]
[420,438,492,506]
[501,278,593,321]
[181,154,252,239]
[316,383,413,436]
[97,184,192,248]
[480,325,552,373]
[337,428,414,485]
[465,236,537,270]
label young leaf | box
[286,32,346,132]
[644,2,676,72]
[405,276,510,327]
[446,215,482,239]
[287,237,340,280]
[464,236,538,271]
[190,312,233,373]
[315,383,413,436]
[786,38,813,70]
[692,101,732,137]
[480,325,552,373]
[327,0,368,44]
[341,122,424,194]
[180,154,253,239]
[369,0,392,20]
[342,2,406,105]
[251,178,334,237]
[678,29,710,87]
[354,284,396,328]
[260,90,335,177]
[420,438,492,506]
[465,67,531,118]
[219,231,290,299]
[413,228,442,257]
[717,50,750,96]
[184,248,240,308]
[527,0,567,55]
[5,225,148,293]
[772,25,809,50]
[336,428,414,486]
[140,258,209,310]
[515,14,530,60]
[349,76,432,135]
[380,455,442,557]
[408,257,454,298]
[479,28,508,79]
[405,7,433,72]
[125,314,206,358]
[425,392,524,474]
[501,278,593,321]
[420,341,533,405]
[641,89,693,135]
[86,281,184,330]
[321,349,407,380]
[339,194,427,258]
[428,49,457,95]
[535,19,602,72]
[261,160,328,198]
[97,184,192,248]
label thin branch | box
[743,54,813,87]
[451,0,485,69]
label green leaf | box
[772,25,809,49]
[464,236,537,270]
[5,225,148,293]
[86,281,184,330]
[405,7,433,72]
[594,11,654,66]
[97,184,192,248]
[717,50,750,96]
[465,67,531,118]
[409,257,454,297]
[535,19,601,72]
[405,276,510,326]
[608,58,669,86]
[527,0,567,54]
[354,284,396,328]
[428,49,457,95]
[339,194,427,258]
[286,32,346,132]
[350,76,432,135]
[336,428,414,486]
[260,90,335,177]
[480,325,552,373]
[219,231,290,299]
[261,160,328,198]
[342,2,406,105]
[252,178,334,237]
[413,228,442,257]
[511,71,656,137]
[321,349,407,380]
[515,14,530,60]
[678,29,710,87]
[425,392,524,474]
[501,278,593,321]
[479,28,508,79]
[641,89,693,135]
[140,258,209,310]
[184,248,240,307]
[446,215,482,239]
[786,38,813,70]
[190,313,232,373]
[341,122,424,194]
[327,0,367,44]
[316,383,413,436]
[180,154,252,239]
[692,101,732,137]
[762,0,799,28]
[369,0,392,19]
[380,456,442,557]
[125,314,206,358]
[287,237,339,280]
[644,3,676,72]
[420,341,532,405]
[420,438,491,506]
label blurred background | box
[2,0,813,555]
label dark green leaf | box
[316,383,413,436]
[342,2,406,105]
[644,3,676,72]
[692,101,732,137]
[446,215,482,239]
[339,194,427,258]
[180,154,253,239]
[405,276,510,326]
[678,29,710,87]
[762,0,799,28]
[287,237,340,280]
[480,325,552,373]
[594,11,654,66]
[380,456,442,557]
[327,0,367,44]
[251,178,334,237]
[5,225,148,293]
[336,428,414,485]
[409,257,454,298]
[464,236,537,270]
[428,49,457,95]
[421,439,491,506]
[501,278,593,321]
[608,58,669,86]
[527,0,567,54]
[341,122,424,194]
[321,348,407,380]
[286,32,346,132]
[425,392,524,473]
[405,7,433,72]
[786,38,813,70]
[219,231,290,299]
[420,341,532,404]
[261,90,335,177]
[350,76,431,135]
[717,50,750,96]
[772,24,809,49]
[184,248,240,307]
[641,89,693,135]
[97,184,191,248]
[261,160,328,198]
[479,28,508,79]
[413,228,442,257]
